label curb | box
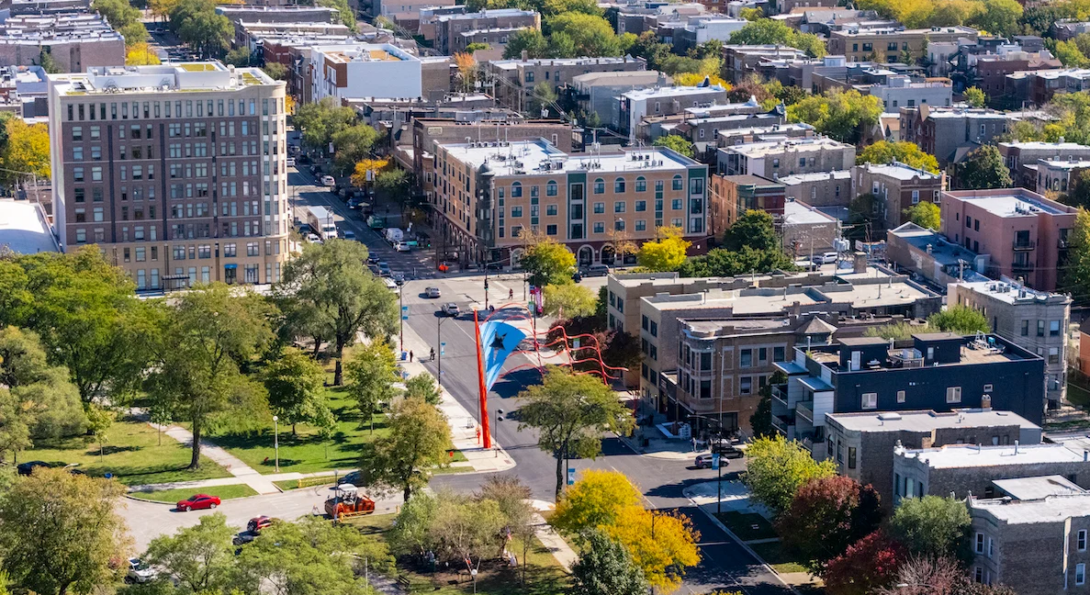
[692,503,801,595]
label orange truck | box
[324,485,375,520]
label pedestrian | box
[410,350,414,362]
[430,347,436,360]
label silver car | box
[425,287,441,298]
[441,303,460,317]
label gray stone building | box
[717,137,856,178]
[433,8,540,55]
[570,70,670,129]
[949,280,1071,407]
[485,56,647,114]
[851,161,944,232]
[779,170,851,209]
[892,443,1090,504]
[824,409,1042,507]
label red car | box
[247,516,275,533]
[176,494,221,512]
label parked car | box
[337,471,361,485]
[710,439,745,459]
[16,461,52,476]
[394,242,411,252]
[694,454,716,469]
[342,230,356,241]
[347,198,361,210]
[321,175,335,187]
[377,262,391,276]
[306,233,321,243]
[392,272,406,286]
[815,252,839,265]
[366,255,380,265]
[382,278,398,290]
[583,263,610,277]
[286,158,296,167]
[176,494,221,512]
[247,516,277,533]
[425,287,441,298]
[441,303,460,317]
[126,558,157,584]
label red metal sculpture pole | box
[474,309,492,450]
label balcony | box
[771,414,793,435]
[771,384,789,407]
[796,401,814,423]
[1012,240,1035,251]
[1012,261,1035,272]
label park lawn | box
[21,416,231,486]
[748,541,809,575]
[715,511,778,542]
[205,386,390,475]
[347,514,569,595]
[129,484,259,503]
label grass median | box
[128,484,259,504]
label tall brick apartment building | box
[47,62,290,291]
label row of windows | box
[856,386,965,410]
[500,175,693,199]
[67,98,277,123]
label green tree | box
[521,238,577,287]
[292,98,359,155]
[856,140,940,173]
[145,513,236,593]
[0,468,131,595]
[1055,39,1090,68]
[147,284,272,468]
[224,47,252,66]
[905,201,941,230]
[476,475,536,583]
[652,134,694,158]
[776,476,883,573]
[789,89,882,144]
[503,29,550,59]
[428,494,507,577]
[1066,170,1090,208]
[543,283,598,318]
[517,367,635,498]
[963,87,987,108]
[262,346,331,436]
[571,529,650,595]
[388,490,439,558]
[235,516,391,595]
[279,240,398,386]
[548,13,622,57]
[403,373,442,406]
[530,81,559,116]
[679,245,796,278]
[0,326,86,445]
[345,340,400,426]
[637,226,691,272]
[375,168,411,207]
[594,286,608,328]
[956,145,1012,190]
[888,495,973,564]
[723,209,780,252]
[317,0,357,31]
[38,49,61,73]
[927,305,990,334]
[331,124,381,177]
[360,397,452,501]
[742,434,836,516]
[967,0,1023,36]
[93,0,143,30]
[750,370,785,439]
[729,19,825,57]
[845,192,880,242]
[169,0,232,58]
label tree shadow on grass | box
[93,445,142,456]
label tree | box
[776,476,883,572]
[403,373,442,406]
[530,81,559,117]
[170,0,232,58]
[788,89,882,144]
[503,29,550,59]
[517,367,635,498]
[1070,210,1090,303]
[674,72,728,87]
[652,135,694,158]
[425,493,507,581]
[552,469,644,535]
[0,468,130,595]
[723,209,780,252]
[905,201,941,230]
[318,0,357,31]
[345,340,400,425]
[145,513,236,593]
[967,0,1022,36]
[223,47,252,67]
[1,119,50,183]
[293,98,358,155]
[548,13,622,57]
[0,327,86,446]
[679,245,795,278]
[360,397,452,501]
[147,284,272,468]
[571,529,650,595]
[375,168,411,207]
[543,283,598,318]
[464,42,491,53]
[262,62,287,80]
[93,0,143,31]
[475,476,535,581]
[388,490,440,558]
[235,516,391,595]
[521,238,577,288]
[750,370,785,439]
[876,556,970,595]
[956,145,1011,190]
[637,226,691,272]
[927,305,990,335]
[845,192,880,242]
[742,434,836,516]
[888,495,973,564]
[856,141,940,173]
[126,42,161,65]
[963,86,987,108]
[262,347,331,436]
[604,506,701,592]
[331,124,381,176]
[349,158,389,188]
[823,530,905,595]
[148,0,182,21]
[729,19,825,57]
[594,286,608,328]
[454,52,478,93]
[279,240,398,386]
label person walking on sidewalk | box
[410,350,414,362]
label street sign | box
[572,338,580,349]
[711,454,721,470]
[567,468,576,485]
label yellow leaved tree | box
[1,119,50,184]
[350,158,389,188]
[454,52,478,94]
[604,506,701,592]
[673,72,730,88]
[636,226,691,272]
[126,42,161,66]
[552,469,643,534]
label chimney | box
[521,49,528,60]
[1014,440,1019,454]
[853,251,867,274]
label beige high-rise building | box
[47,62,291,290]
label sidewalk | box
[127,468,353,494]
[145,422,282,495]
[530,500,578,571]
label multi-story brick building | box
[47,62,290,290]
[1036,158,1090,194]
[774,332,1046,455]
[851,161,944,231]
[433,8,540,55]
[949,280,1071,407]
[825,408,1042,507]
[431,139,708,267]
[615,85,728,142]
[779,170,852,208]
[0,12,124,73]
[708,174,784,237]
[485,57,646,113]
[940,188,1077,291]
[826,25,978,64]
[717,136,856,178]
[997,141,1090,189]
[900,105,1018,167]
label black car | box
[366,255,380,265]
[17,461,50,475]
[337,471,361,485]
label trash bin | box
[401,351,407,361]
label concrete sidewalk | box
[150,423,281,495]
[530,500,577,571]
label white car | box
[127,558,157,584]
[321,175,335,187]
[382,277,398,290]
[286,157,296,167]
[394,242,412,252]
[306,233,321,243]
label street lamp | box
[399,285,405,354]
[272,415,280,473]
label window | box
[650,321,657,337]
[912,190,920,204]
[546,204,557,216]
[975,568,984,584]
[1038,320,1045,337]
[511,182,522,198]
[1079,530,1087,552]
[511,206,523,217]
[1051,320,1061,336]
[672,198,682,210]
[1077,564,1086,586]
[774,346,785,361]
[740,376,752,395]
[1021,320,1029,336]
[636,177,646,192]
[636,220,646,231]
[593,202,605,214]
[546,181,557,196]
[615,220,625,231]
[862,393,878,409]
[594,178,605,194]
[740,349,752,367]
[975,533,985,554]
[593,222,604,233]
[72,126,82,141]
[614,178,625,193]
[635,200,646,212]
[672,175,683,190]
[848,447,856,469]
[614,201,625,213]
[546,224,557,235]
[1049,347,1060,365]
[73,167,84,182]
[947,386,962,403]
[897,390,906,403]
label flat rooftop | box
[898,443,1084,469]
[778,170,852,184]
[998,141,1090,151]
[0,200,59,254]
[953,279,1069,306]
[857,161,941,181]
[784,199,837,224]
[889,222,980,268]
[724,137,851,157]
[622,85,726,100]
[643,287,822,314]
[827,409,1040,433]
[438,138,697,176]
[51,62,276,95]
[949,190,1070,217]
[1039,158,1090,169]
[313,43,415,63]
[491,57,638,69]
[971,493,1090,524]
[993,475,1085,500]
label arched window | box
[594,178,605,194]
[636,176,647,192]
[672,174,683,191]
[546,180,558,196]
[511,181,522,198]
[614,177,626,193]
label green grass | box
[748,541,809,575]
[129,484,259,503]
[21,416,231,486]
[205,386,388,475]
[345,514,569,595]
[715,511,778,542]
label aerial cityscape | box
[2,0,1090,592]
